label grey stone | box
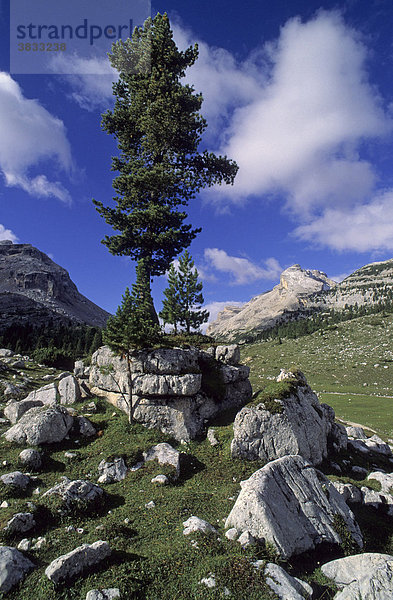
[231,376,345,465]
[264,562,313,600]
[0,545,34,593]
[58,374,81,405]
[143,443,181,478]
[132,373,202,397]
[237,531,256,547]
[215,345,240,365]
[97,458,127,484]
[45,540,111,584]
[19,449,42,471]
[207,428,219,446]
[321,553,393,599]
[4,399,44,424]
[75,416,96,437]
[3,405,74,445]
[346,426,367,439]
[151,475,169,485]
[0,471,31,490]
[183,516,217,536]
[332,482,363,505]
[86,590,121,600]
[349,436,392,458]
[23,383,58,406]
[225,528,238,540]
[351,465,368,478]
[42,478,104,512]
[225,455,362,559]
[5,512,35,535]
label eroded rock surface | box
[0,545,35,593]
[4,406,74,445]
[45,541,111,583]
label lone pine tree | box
[160,250,209,334]
[93,13,238,320]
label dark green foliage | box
[32,347,74,371]
[160,251,209,333]
[93,13,238,312]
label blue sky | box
[2,0,393,325]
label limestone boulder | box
[97,458,127,484]
[3,405,74,445]
[4,399,44,424]
[0,546,35,593]
[22,383,58,406]
[321,553,393,599]
[58,374,81,405]
[183,516,217,536]
[215,345,240,365]
[132,373,202,397]
[231,376,345,465]
[143,443,181,478]
[368,471,393,494]
[45,541,111,584]
[0,471,31,490]
[5,512,35,535]
[264,562,313,600]
[86,590,120,600]
[225,455,362,559]
[18,449,42,471]
[42,478,104,512]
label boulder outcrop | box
[225,455,362,559]
[87,345,252,441]
[321,553,393,599]
[231,370,347,465]
[0,546,35,593]
[3,405,74,445]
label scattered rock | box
[86,590,121,600]
[151,475,169,485]
[351,465,368,478]
[183,516,217,536]
[145,501,155,509]
[5,512,35,535]
[368,471,393,494]
[207,428,219,446]
[143,443,181,478]
[0,545,35,593]
[42,478,104,512]
[0,471,31,490]
[4,399,44,424]
[346,426,367,439]
[264,562,313,600]
[237,530,255,547]
[19,449,42,471]
[225,455,362,559]
[225,528,238,541]
[45,540,111,584]
[349,435,392,458]
[97,458,127,484]
[3,405,74,445]
[321,552,393,599]
[75,416,96,437]
[0,349,13,357]
[23,383,58,406]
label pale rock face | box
[5,512,35,535]
[207,264,336,340]
[143,443,181,477]
[58,375,81,405]
[3,405,74,445]
[132,373,202,397]
[321,553,393,599]
[231,376,347,465]
[45,541,111,584]
[264,563,313,600]
[4,399,44,424]
[97,458,127,484]
[23,383,58,406]
[18,449,42,471]
[42,478,104,511]
[225,455,362,559]
[0,546,35,593]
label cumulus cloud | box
[295,190,393,252]
[50,54,116,111]
[0,73,72,202]
[204,248,282,285]
[0,224,18,242]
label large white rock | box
[132,373,202,396]
[4,399,44,424]
[182,516,217,536]
[225,455,362,559]
[97,458,127,484]
[264,562,313,600]
[23,383,58,406]
[0,545,35,593]
[58,374,81,405]
[45,541,111,584]
[3,406,74,445]
[231,376,346,465]
[321,553,393,599]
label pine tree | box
[176,250,209,334]
[93,13,238,318]
[159,263,181,333]
[103,263,161,422]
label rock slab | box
[0,545,35,593]
[45,540,111,584]
[225,455,362,559]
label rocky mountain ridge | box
[0,241,109,329]
[207,259,393,341]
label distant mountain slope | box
[206,264,336,340]
[207,259,393,342]
[0,241,110,329]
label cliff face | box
[207,265,336,340]
[0,241,109,329]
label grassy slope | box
[1,315,393,598]
[241,312,393,439]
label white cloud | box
[295,190,393,252]
[204,248,282,285]
[0,73,72,202]
[0,224,18,242]
[50,54,116,111]
[210,12,390,213]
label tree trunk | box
[126,352,133,424]
[137,258,159,325]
